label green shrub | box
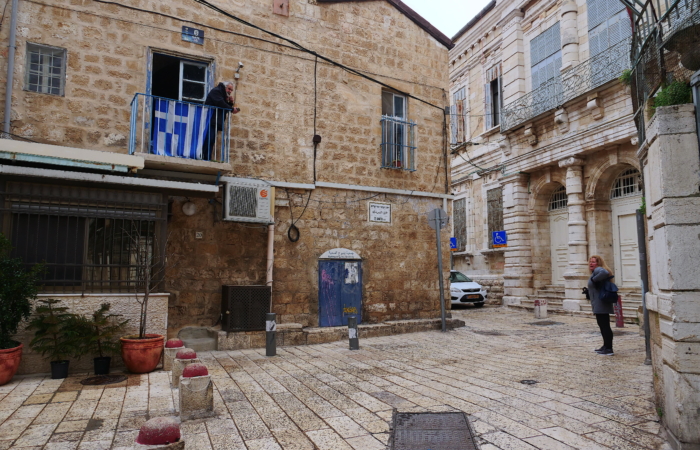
[0,233,43,350]
[619,69,632,87]
[27,299,83,362]
[653,80,693,112]
[83,303,129,358]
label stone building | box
[448,0,642,314]
[0,0,453,372]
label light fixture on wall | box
[182,201,197,216]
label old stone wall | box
[0,0,448,191]
[166,187,451,333]
[14,294,168,375]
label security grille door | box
[221,285,271,332]
[454,198,467,252]
[319,260,362,327]
[487,188,503,249]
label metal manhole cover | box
[520,380,539,385]
[528,321,564,326]
[473,330,506,336]
[80,375,127,385]
[389,411,479,450]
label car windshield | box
[450,272,473,283]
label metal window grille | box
[381,115,416,171]
[548,185,568,211]
[228,185,258,218]
[25,43,66,96]
[487,187,503,249]
[610,168,642,199]
[453,198,467,252]
[0,182,167,293]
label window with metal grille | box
[548,185,568,211]
[487,187,503,249]
[1,182,167,293]
[610,168,642,199]
[451,87,467,144]
[228,185,258,218]
[530,22,562,89]
[453,198,467,252]
[25,43,66,96]
[381,90,416,171]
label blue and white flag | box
[151,99,213,160]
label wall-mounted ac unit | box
[222,177,275,223]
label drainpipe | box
[3,0,19,134]
[266,223,274,311]
[636,209,652,365]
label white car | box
[450,270,487,307]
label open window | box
[150,53,211,103]
[485,65,502,129]
[381,90,416,171]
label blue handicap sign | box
[492,231,507,248]
[450,237,457,250]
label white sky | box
[402,0,494,39]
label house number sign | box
[368,201,391,223]
[182,26,204,45]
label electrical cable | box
[313,55,318,183]
[0,0,10,32]
[284,188,313,242]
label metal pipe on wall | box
[3,0,19,134]
[636,209,652,365]
[266,223,274,309]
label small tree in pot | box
[76,304,129,375]
[0,233,43,386]
[27,299,83,379]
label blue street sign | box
[492,231,507,248]
[182,26,204,45]
[450,237,457,251]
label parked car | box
[450,270,487,307]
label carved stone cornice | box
[499,9,524,32]
[558,156,585,168]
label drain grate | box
[528,320,564,326]
[389,411,479,450]
[80,375,127,386]
[520,380,539,385]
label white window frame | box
[25,43,66,96]
[530,23,562,90]
[179,60,208,102]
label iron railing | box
[502,38,632,131]
[0,181,167,293]
[129,93,232,163]
[380,115,416,171]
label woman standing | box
[587,255,615,356]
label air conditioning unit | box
[222,177,274,223]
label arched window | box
[610,168,642,199]
[548,185,568,211]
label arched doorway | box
[610,168,642,288]
[548,185,568,285]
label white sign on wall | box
[368,201,391,223]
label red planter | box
[0,343,23,386]
[120,335,164,374]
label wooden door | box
[549,211,568,285]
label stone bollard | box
[171,349,199,387]
[163,339,184,371]
[135,416,184,449]
[179,363,214,421]
[534,299,548,319]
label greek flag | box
[151,99,212,159]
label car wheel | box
[474,302,485,308]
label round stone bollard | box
[179,363,214,421]
[534,299,548,319]
[163,339,184,371]
[135,416,184,449]
[171,349,199,387]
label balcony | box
[501,38,631,131]
[129,93,233,174]
[380,115,416,171]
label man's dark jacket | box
[205,83,233,130]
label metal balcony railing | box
[380,115,416,171]
[128,93,231,163]
[502,38,632,131]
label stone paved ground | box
[0,307,670,449]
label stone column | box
[560,0,580,71]
[501,173,533,306]
[639,104,700,450]
[559,157,588,311]
[499,9,526,106]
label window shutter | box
[454,198,467,252]
[485,82,492,129]
[450,104,457,144]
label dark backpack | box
[597,276,619,304]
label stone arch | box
[585,154,641,201]
[529,170,568,290]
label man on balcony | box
[203,81,240,161]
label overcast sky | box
[402,0,493,39]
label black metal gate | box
[221,285,271,332]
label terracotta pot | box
[0,343,23,386]
[120,335,164,374]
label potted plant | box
[79,304,129,375]
[27,299,82,379]
[0,233,43,386]
[120,228,167,373]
